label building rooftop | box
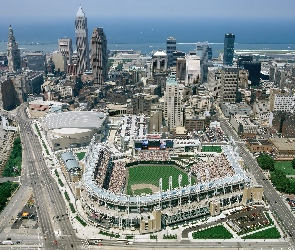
[61,152,80,172]
[76,5,85,17]
[247,139,270,146]
[166,75,178,85]
[153,50,167,57]
[232,115,256,127]
[222,102,252,110]
[42,111,107,130]
[269,138,295,151]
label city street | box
[220,118,295,249]
[0,105,81,249]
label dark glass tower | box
[91,28,107,85]
[223,33,235,66]
[166,37,176,67]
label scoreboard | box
[134,140,174,150]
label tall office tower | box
[220,66,239,103]
[152,50,167,75]
[196,42,213,83]
[237,54,253,68]
[75,5,89,75]
[91,28,107,85]
[185,55,200,86]
[166,37,176,67]
[243,62,261,87]
[196,42,212,64]
[58,38,73,64]
[164,75,184,128]
[223,33,235,66]
[7,25,21,72]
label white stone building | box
[185,55,200,85]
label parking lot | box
[11,199,39,230]
[227,206,269,234]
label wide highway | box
[14,105,81,249]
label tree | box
[270,169,291,194]
[291,158,295,169]
[257,154,275,171]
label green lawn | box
[76,152,86,160]
[242,227,281,239]
[192,225,233,239]
[133,188,152,196]
[127,165,194,194]
[202,146,222,153]
[275,161,295,175]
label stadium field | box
[202,145,222,153]
[126,165,195,195]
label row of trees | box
[270,169,295,194]
[2,136,22,177]
[0,181,19,212]
[257,154,295,194]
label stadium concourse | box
[78,136,264,234]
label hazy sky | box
[2,0,295,20]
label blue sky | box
[2,0,295,20]
[1,0,295,45]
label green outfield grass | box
[274,161,295,175]
[202,146,222,153]
[76,152,86,160]
[242,227,281,239]
[192,225,233,239]
[126,165,194,195]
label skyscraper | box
[7,25,21,72]
[58,38,73,64]
[91,28,107,85]
[220,66,239,103]
[166,37,176,68]
[164,75,184,128]
[223,33,235,66]
[75,5,89,75]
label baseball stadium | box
[80,138,263,234]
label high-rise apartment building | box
[220,66,239,103]
[58,38,73,64]
[7,25,21,72]
[223,33,235,66]
[164,75,184,128]
[166,37,176,68]
[75,5,89,75]
[91,28,107,85]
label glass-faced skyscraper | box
[223,33,235,66]
[166,37,176,68]
[75,5,89,75]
